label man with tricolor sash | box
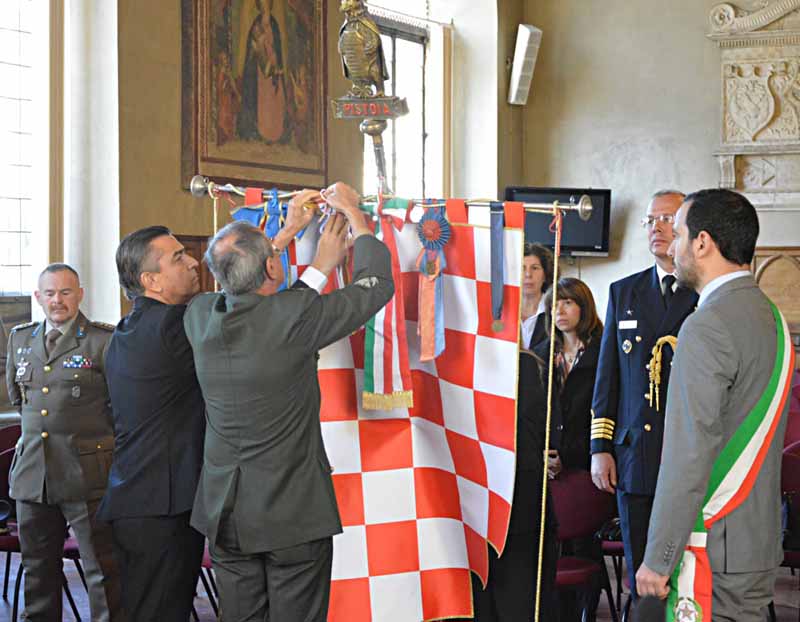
[636,189,795,621]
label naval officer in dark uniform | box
[6,263,122,622]
[185,183,395,622]
[590,190,698,601]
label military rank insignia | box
[64,355,93,369]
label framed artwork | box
[182,0,327,189]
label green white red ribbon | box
[667,302,795,621]
[362,199,414,410]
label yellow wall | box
[117,0,363,240]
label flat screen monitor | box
[504,186,611,257]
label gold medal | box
[492,320,504,333]
[425,260,437,276]
[622,339,632,354]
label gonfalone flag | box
[284,199,525,621]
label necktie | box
[662,274,676,308]
[45,329,61,357]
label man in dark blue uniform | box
[590,190,698,602]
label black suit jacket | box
[97,297,206,520]
[184,235,395,553]
[537,334,600,472]
[590,266,697,494]
[509,350,561,534]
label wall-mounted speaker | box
[507,24,542,106]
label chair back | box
[550,468,616,542]
[785,370,800,447]
[0,446,15,505]
[782,440,800,495]
[0,425,20,453]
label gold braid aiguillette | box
[647,335,678,411]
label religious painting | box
[182,0,327,189]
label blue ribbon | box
[232,189,315,291]
[262,190,290,291]
[490,202,505,321]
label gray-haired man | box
[184,182,394,622]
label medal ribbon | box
[490,203,505,324]
[234,188,311,291]
[362,198,414,410]
[667,302,794,621]
[415,205,449,361]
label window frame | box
[366,14,430,197]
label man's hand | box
[322,182,372,239]
[311,213,349,275]
[283,189,320,236]
[547,450,562,480]
[635,563,670,600]
[272,189,319,253]
[591,452,617,493]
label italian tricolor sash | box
[667,302,795,621]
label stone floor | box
[0,552,796,621]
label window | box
[0,0,49,295]
[362,15,428,199]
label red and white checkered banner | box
[290,201,525,621]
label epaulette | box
[10,321,38,333]
[90,321,115,332]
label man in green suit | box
[184,182,394,622]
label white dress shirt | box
[298,266,328,293]
[655,264,677,296]
[521,298,546,349]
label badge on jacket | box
[64,355,93,369]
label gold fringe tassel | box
[362,390,414,411]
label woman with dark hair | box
[541,277,603,472]
[521,243,554,351]
[538,277,603,621]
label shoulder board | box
[90,321,115,332]
[11,321,38,333]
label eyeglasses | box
[640,214,675,229]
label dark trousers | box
[617,491,654,601]
[210,515,333,622]
[471,524,559,621]
[17,497,123,622]
[110,512,204,622]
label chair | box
[0,445,83,621]
[785,371,800,447]
[780,440,800,622]
[192,543,218,619]
[550,469,619,622]
[0,446,18,599]
[0,426,21,453]
[602,538,625,611]
[200,543,218,615]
